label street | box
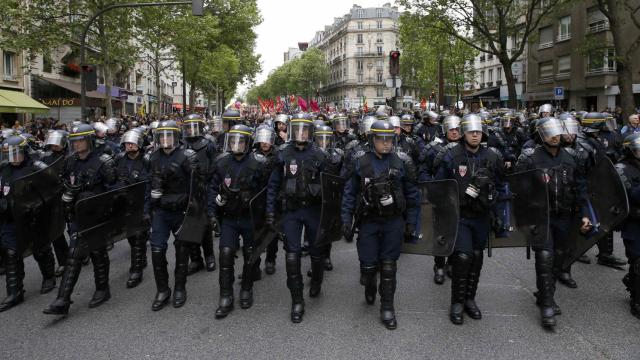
[1,234,638,360]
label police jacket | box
[0,157,48,222]
[149,148,198,212]
[616,157,640,241]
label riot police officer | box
[0,136,57,312]
[211,125,269,318]
[434,114,505,325]
[341,120,419,330]
[616,133,640,319]
[115,130,150,288]
[265,113,327,323]
[92,122,119,156]
[515,117,592,328]
[182,114,217,275]
[147,120,199,311]
[332,114,356,150]
[44,124,117,315]
[414,110,442,143]
[274,114,288,147]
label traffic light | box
[389,51,400,76]
[82,64,97,91]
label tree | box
[595,0,640,118]
[401,0,569,108]
[399,12,477,106]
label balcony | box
[496,80,502,86]
[136,84,144,93]
[586,67,617,76]
[354,52,382,58]
[556,33,572,42]
[587,21,609,34]
[479,83,485,89]
[538,75,554,84]
[486,81,493,87]
[556,72,570,80]
[538,42,554,50]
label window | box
[357,60,363,71]
[557,16,571,41]
[488,69,494,82]
[357,87,364,97]
[539,61,554,80]
[588,48,616,73]
[377,46,383,55]
[377,20,382,29]
[376,59,383,69]
[357,21,363,30]
[376,8,383,18]
[376,88,384,97]
[376,33,383,43]
[497,67,502,81]
[539,26,553,49]
[557,56,571,75]
[357,34,363,44]
[357,9,364,18]
[377,72,383,82]
[3,52,15,80]
[357,74,363,83]
[480,71,485,84]
[357,47,363,55]
[587,7,609,32]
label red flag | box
[310,99,320,112]
[298,96,308,112]
[420,97,427,111]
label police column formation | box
[0,105,637,331]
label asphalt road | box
[1,233,638,360]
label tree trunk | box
[97,16,112,118]
[607,0,636,119]
[502,58,517,109]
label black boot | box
[52,235,69,277]
[449,252,472,325]
[187,245,205,275]
[202,226,217,272]
[265,237,278,275]
[240,247,255,309]
[286,252,304,323]
[433,256,446,285]
[535,250,557,328]
[0,249,5,276]
[252,257,262,281]
[33,246,56,294]
[216,247,235,318]
[88,250,111,308]
[309,256,324,298]
[464,250,483,319]
[597,234,627,268]
[43,254,82,315]
[173,243,189,308]
[151,248,171,311]
[360,265,377,305]
[631,258,640,319]
[127,237,146,289]
[323,244,333,271]
[379,260,397,330]
[0,248,25,312]
[555,249,577,288]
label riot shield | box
[12,157,65,254]
[562,156,629,268]
[248,187,280,265]
[401,179,459,257]
[74,181,147,252]
[175,171,207,244]
[489,169,550,251]
[315,173,346,247]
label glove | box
[209,216,220,234]
[215,194,227,207]
[265,212,275,226]
[404,223,416,241]
[342,223,354,242]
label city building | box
[309,3,400,109]
[525,1,640,111]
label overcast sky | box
[239,0,400,95]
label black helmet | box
[222,108,242,128]
[287,113,313,144]
[223,124,253,154]
[154,120,181,149]
[314,125,334,150]
[368,120,396,154]
[2,135,28,163]
[69,123,96,153]
[332,114,348,133]
[581,112,606,133]
[622,133,640,159]
[182,114,206,138]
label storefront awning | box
[0,89,49,113]
[38,77,107,100]
[462,86,500,101]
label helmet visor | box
[223,132,248,154]
[315,132,333,150]
[254,128,275,145]
[538,118,566,140]
[333,118,347,133]
[2,144,24,163]
[562,119,580,135]
[154,130,178,149]
[182,121,203,138]
[287,121,311,143]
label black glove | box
[265,212,275,226]
[342,223,354,242]
[209,216,220,234]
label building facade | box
[309,3,400,109]
[525,1,640,111]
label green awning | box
[0,89,49,114]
